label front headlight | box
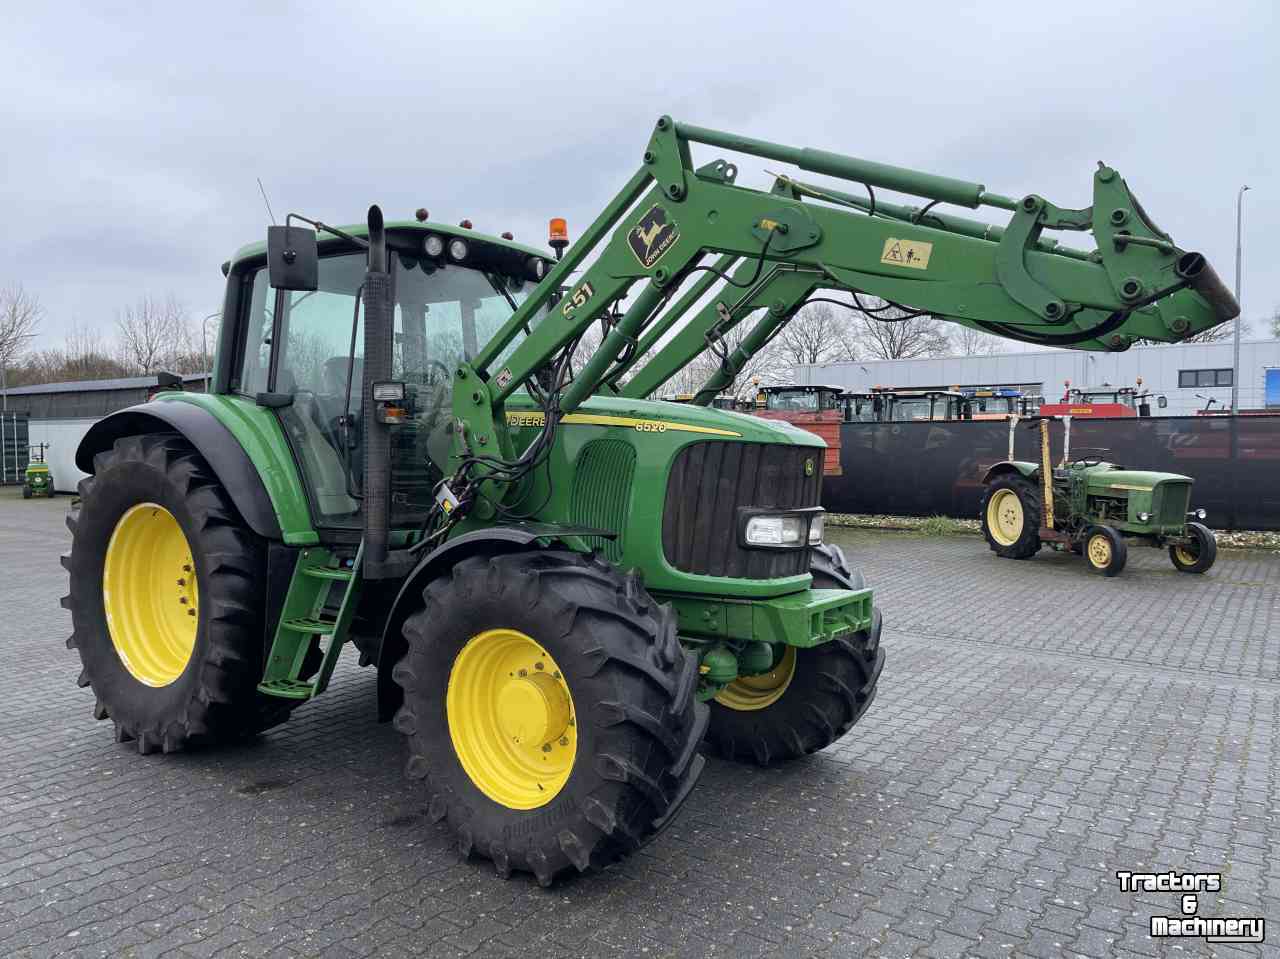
[1137,512,1151,523]
[745,515,806,546]
[808,513,824,545]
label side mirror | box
[267,225,318,291]
[1157,395,1168,409]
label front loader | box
[62,116,1235,884]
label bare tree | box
[669,314,791,400]
[0,284,43,403]
[116,295,188,373]
[775,302,855,366]
[1180,316,1249,344]
[848,296,951,360]
[1269,305,1279,339]
[951,324,1006,357]
[64,323,129,381]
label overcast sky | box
[2,1,1276,352]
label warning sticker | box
[880,238,933,270]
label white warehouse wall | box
[796,339,1280,415]
[27,419,95,493]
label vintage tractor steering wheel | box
[1070,447,1110,467]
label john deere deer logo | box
[628,204,679,268]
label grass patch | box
[827,513,981,536]
[918,515,967,536]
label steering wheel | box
[423,359,452,386]
[1070,447,1110,467]
[329,413,361,450]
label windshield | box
[970,396,1017,414]
[845,397,878,422]
[240,251,544,528]
[765,390,819,412]
[890,397,937,421]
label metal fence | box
[824,415,1280,531]
[0,412,30,486]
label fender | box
[375,523,613,720]
[76,402,282,540]
[981,460,1039,487]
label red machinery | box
[1039,378,1167,418]
[752,384,844,475]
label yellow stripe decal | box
[1110,484,1153,492]
[506,411,741,437]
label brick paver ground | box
[1,489,1276,958]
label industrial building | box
[795,337,1280,415]
[1,373,209,493]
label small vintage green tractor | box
[62,116,1234,883]
[980,417,1216,576]
[24,444,53,499]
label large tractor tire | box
[392,550,707,886]
[63,433,293,753]
[704,543,884,766]
[980,474,1042,559]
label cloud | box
[1,0,1275,350]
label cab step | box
[257,545,363,701]
[256,679,316,700]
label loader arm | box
[452,115,1236,491]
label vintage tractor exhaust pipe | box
[362,205,393,576]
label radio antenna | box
[256,177,278,225]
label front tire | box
[63,433,292,753]
[1169,521,1217,573]
[1083,525,1127,577]
[392,550,707,885]
[980,475,1042,559]
[705,543,885,766]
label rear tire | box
[1083,525,1127,577]
[704,543,884,766]
[393,550,707,885]
[63,433,293,753]
[1169,521,1217,573]
[980,475,1042,559]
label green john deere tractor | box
[63,116,1234,884]
[980,417,1217,576]
[24,444,54,498]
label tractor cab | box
[961,387,1023,420]
[842,391,881,423]
[759,384,843,413]
[233,217,554,532]
[877,388,969,422]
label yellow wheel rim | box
[1087,533,1113,568]
[986,489,1024,546]
[714,646,796,711]
[102,503,198,687]
[1174,546,1197,565]
[446,629,577,810]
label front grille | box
[569,440,636,562]
[662,441,823,578]
[1154,480,1192,527]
